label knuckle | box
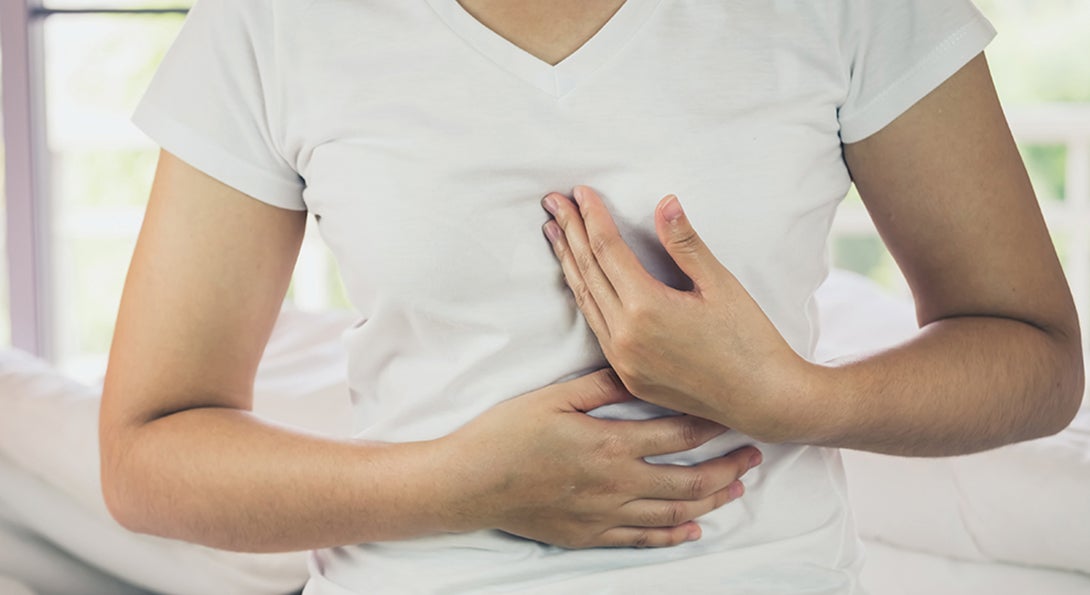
[687,471,707,499]
[664,502,686,526]
[575,250,598,274]
[593,430,625,459]
[611,325,637,353]
[589,233,614,259]
[680,418,703,450]
[622,298,652,325]
[669,230,701,253]
[572,282,593,308]
[632,530,651,548]
[652,470,677,495]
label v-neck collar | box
[425,0,661,98]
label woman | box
[100,0,1084,593]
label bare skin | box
[541,53,1084,456]
[101,0,767,554]
[99,151,760,553]
[454,0,627,66]
[102,1,1083,560]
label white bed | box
[1,270,1088,594]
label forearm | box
[102,406,467,553]
[797,315,1084,456]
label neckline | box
[425,0,660,98]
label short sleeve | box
[131,0,306,211]
[837,0,997,144]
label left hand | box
[541,185,810,441]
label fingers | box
[543,191,621,334]
[543,218,613,341]
[560,368,636,413]
[638,445,762,501]
[614,415,729,457]
[589,477,744,547]
[653,194,720,291]
[568,186,653,297]
[592,522,701,549]
[555,452,757,549]
[617,482,742,529]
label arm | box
[100,149,760,553]
[540,54,1083,457]
[808,52,1084,455]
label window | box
[0,40,8,348]
[45,10,188,380]
[3,0,1089,384]
[4,1,351,382]
[830,0,1090,368]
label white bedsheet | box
[860,540,1090,595]
[0,345,315,595]
[0,575,38,595]
[1,270,1087,594]
[0,455,151,595]
[816,270,1090,577]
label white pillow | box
[860,540,1090,595]
[0,576,36,595]
[3,270,1088,591]
[0,307,356,595]
[814,269,1090,576]
[1,452,154,595]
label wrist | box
[746,352,848,445]
[780,357,853,446]
[357,434,492,537]
[428,430,503,535]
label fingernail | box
[661,195,682,223]
[542,194,559,215]
[573,186,588,205]
[749,451,763,469]
[543,220,562,244]
[686,524,702,542]
[727,480,744,499]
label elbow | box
[100,452,138,534]
[1040,328,1085,438]
[99,426,151,536]
[1048,361,1084,436]
[101,476,139,534]
[101,476,144,536]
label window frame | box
[2,1,1088,374]
[1,1,189,358]
[2,0,51,357]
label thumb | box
[564,368,636,413]
[655,195,719,290]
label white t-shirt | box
[132,0,995,592]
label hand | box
[540,186,811,442]
[444,368,762,549]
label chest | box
[452,0,629,66]
[281,1,852,341]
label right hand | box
[443,368,763,549]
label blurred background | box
[1,0,1089,384]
